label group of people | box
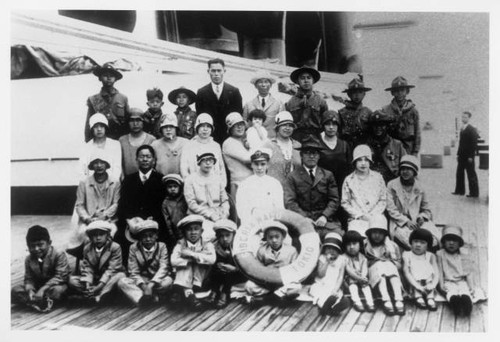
[12,58,477,319]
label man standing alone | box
[452,111,479,198]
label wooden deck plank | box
[424,303,444,332]
[290,304,322,331]
[410,307,430,332]
[365,309,387,332]
[121,307,170,330]
[380,314,400,332]
[134,307,179,330]
[320,306,350,332]
[351,311,375,332]
[396,303,416,332]
[149,308,194,331]
[439,303,457,332]
[263,302,304,331]
[307,311,332,332]
[37,307,99,330]
[231,305,274,331]
[248,305,286,331]
[335,306,360,332]
[163,309,207,331]
[66,305,127,328]
[97,306,150,330]
[275,302,315,331]
[196,303,248,331]
[179,304,235,331]
[470,302,486,332]
[90,305,138,329]
[13,307,69,330]
[455,311,470,333]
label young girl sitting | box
[343,230,375,312]
[365,215,405,316]
[402,228,439,311]
[246,109,269,150]
[309,232,350,315]
[341,144,386,237]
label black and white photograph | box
[6,0,495,337]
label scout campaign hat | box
[26,225,50,243]
[85,220,116,236]
[225,112,246,132]
[400,155,420,175]
[365,215,388,237]
[366,110,393,125]
[128,107,145,121]
[261,220,288,238]
[342,78,372,93]
[93,62,123,80]
[195,113,215,132]
[250,148,272,162]
[162,173,183,186]
[250,70,277,85]
[213,219,237,233]
[441,225,464,247]
[125,217,159,243]
[275,111,297,129]
[87,152,111,170]
[352,144,373,163]
[322,232,343,252]
[409,228,434,247]
[197,152,217,165]
[295,134,325,152]
[159,113,178,128]
[168,86,197,105]
[177,215,205,230]
[89,113,109,129]
[290,65,321,84]
[321,110,340,126]
[384,76,415,91]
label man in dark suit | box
[452,111,479,197]
[284,135,342,240]
[196,58,243,144]
[117,145,166,261]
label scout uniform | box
[11,226,70,312]
[382,76,421,156]
[143,88,165,139]
[285,66,328,142]
[85,63,129,142]
[168,87,198,140]
[117,219,173,305]
[338,78,372,147]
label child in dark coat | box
[161,174,188,250]
[143,87,165,138]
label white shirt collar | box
[258,94,270,101]
[139,169,153,181]
[304,165,317,176]
[95,246,104,254]
[211,82,224,93]
[187,239,201,248]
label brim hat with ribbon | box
[167,86,197,105]
[399,155,420,175]
[440,224,464,247]
[162,173,183,186]
[322,232,343,252]
[197,152,217,165]
[342,78,372,93]
[250,70,277,85]
[213,219,237,234]
[384,76,415,91]
[261,220,288,238]
[125,217,159,243]
[290,66,321,84]
[250,148,272,162]
[93,62,123,80]
[275,111,297,129]
[365,215,388,237]
[177,215,205,230]
[409,228,434,247]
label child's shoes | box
[426,298,437,311]
[215,292,228,309]
[460,295,473,316]
[415,297,426,309]
[186,293,203,309]
[383,301,395,316]
[352,301,365,312]
[394,300,405,316]
[365,302,376,312]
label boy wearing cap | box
[284,135,342,239]
[119,108,156,176]
[244,221,300,305]
[338,78,373,148]
[143,87,165,139]
[68,221,125,303]
[382,76,421,156]
[152,113,189,176]
[168,87,198,140]
[161,174,188,249]
[285,66,328,143]
[310,232,351,315]
[243,71,285,139]
[386,155,440,251]
[365,110,406,183]
[436,225,475,316]
[206,219,246,308]
[117,219,173,306]
[170,215,217,308]
[12,226,70,312]
[85,63,129,142]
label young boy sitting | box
[206,219,247,308]
[243,220,301,306]
[143,87,165,139]
[168,86,198,140]
[246,109,269,150]
[436,225,475,316]
[68,220,125,303]
[170,215,216,309]
[161,174,188,250]
[11,225,70,312]
[117,219,173,306]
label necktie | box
[142,174,147,184]
[261,98,266,108]
[309,169,315,183]
[216,85,221,99]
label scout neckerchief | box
[138,243,159,278]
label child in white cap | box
[68,220,125,303]
[309,232,351,315]
[436,225,475,316]
[170,215,216,309]
[117,219,173,306]
[341,144,387,236]
[365,215,405,316]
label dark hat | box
[250,148,272,162]
[409,228,433,247]
[322,232,343,252]
[128,107,145,121]
[26,225,50,243]
[384,76,415,91]
[295,134,325,152]
[342,230,365,248]
[197,152,217,165]
[168,87,197,105]
[342,78,372,93]
[290,66,321,84]
[441,225,464,247]
[367,110,393,125]
[321,110,340,126]
[93,62,123,80]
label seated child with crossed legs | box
[402,228,439,311]
[364,216,405,316]
[117,219,173,306]
[342,230,375,312]
[309,232,351,315]
[243,220,301,306]
[170,215,216,309]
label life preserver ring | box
[233,209,320,286]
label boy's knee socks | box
[460,294,473,316]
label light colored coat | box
[183,172,230,220]
[341,170,387,220]
[80,240,124,285]
[127,242,171,285]
[23,246,70,290]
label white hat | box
[261,220,288,237]
[87,151,111,170]
[195,113,215,132]
[225,112,245,132]
[89,113,108,129]
[125,217,159,243]
[275,111,297,128]
[250,70,277,85]
[352,144,373,164]
[85,220,115,236]
[177,214,205,230]
[213,219,237,233]
[365,215,388,236]
[159,113,178,128]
